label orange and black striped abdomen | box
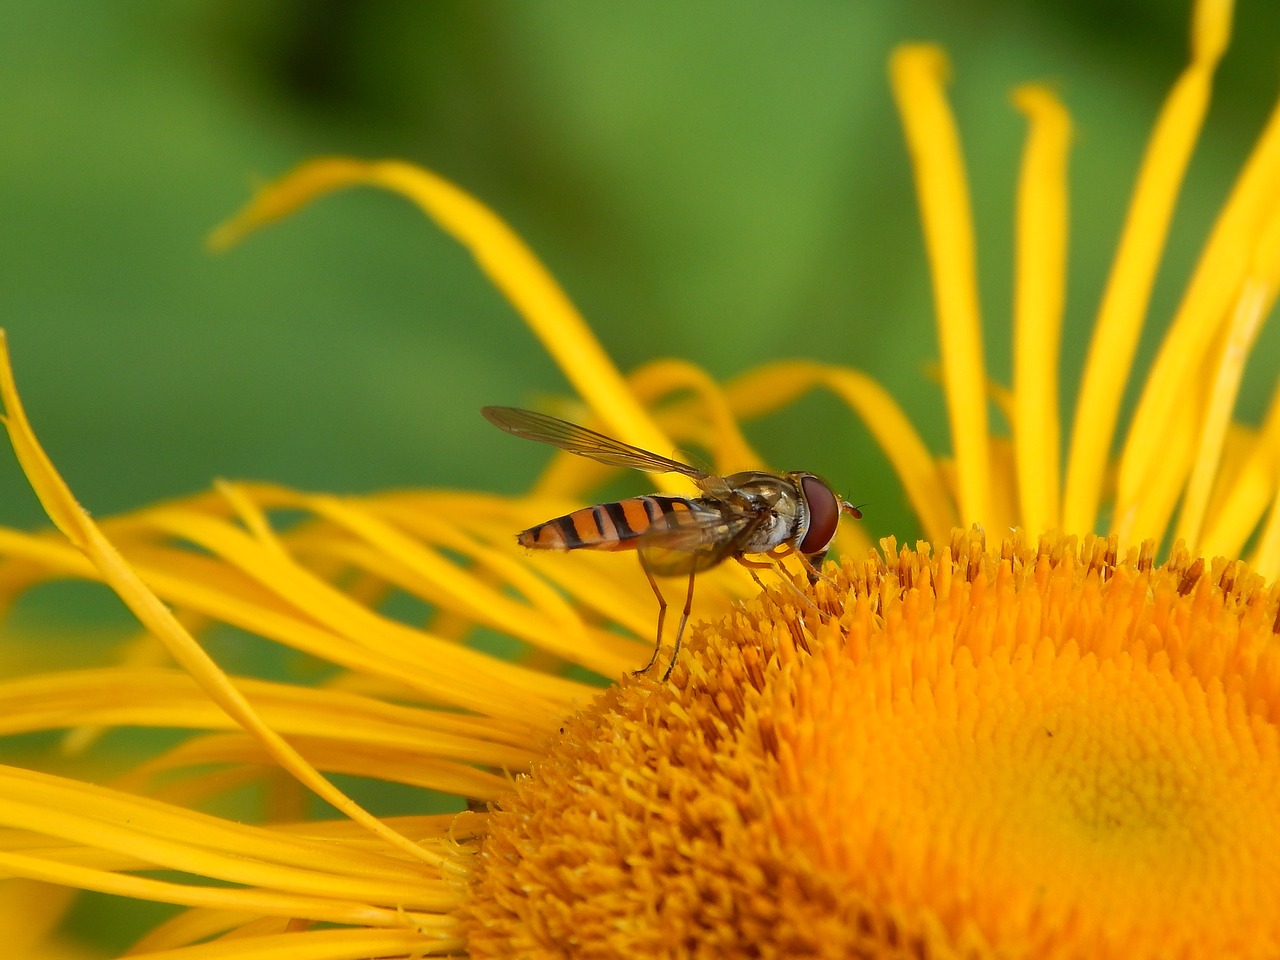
[518,496,693,551]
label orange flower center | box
[461,531,1280,959]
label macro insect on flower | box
[482,405,862,677]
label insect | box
[482,405,861,679]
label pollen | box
[462,529,1280,959]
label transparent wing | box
[637,502,763,576]
[482,406,710,480]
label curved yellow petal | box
[209,157,679,486]
[0,847,414,927]
[1011,85,1071,535]
[890,45,990,527]
[1199,384,1280,558]
[1176,281,1277,552]
[148,484,594,712]
[1236,212,1280,577]
[1062,0,1233,535]
[1249,478,1280,582]
[722,361,955,541]
[528,358,761,500]
[0,668,538,766]
[1116,100,1280,539]
[125,909,268,957]
[0,335,446,871]
[1,766,432,881]
[1111,370,1201,546]
[624,358,763,473]
[127,732,515,803]
[132,928,452,960]
[0,514,598,718]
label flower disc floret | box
[465,530,1280,959]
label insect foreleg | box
[797,550,839,589]
[778,544,841,591]
[739,562,772,596]
[734,555,783,604]
[736,552,830,624]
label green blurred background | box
[3,0,1279,542]
[2,1,1280,952]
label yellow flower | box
[2,0,1280,956]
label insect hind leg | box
[632,553,696,681]
[633,555,667,675]
[665,567,697,681]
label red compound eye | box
[798,474,840,555]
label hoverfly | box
[482,406,861,679]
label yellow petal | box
[131,928,451,960]
[209,157,684,489]
[1200,384,1280,558]
[890,46,991,527]
[0,335,446,870]
[1116,99,1280,546]
[1011,85,1071,535]
[1062,0,1233,535]
[723,361,955,542]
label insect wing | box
[482,406,708,480]
[636,501,761,576]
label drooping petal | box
[208,158,690,492]
[0,335,447,870]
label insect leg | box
[633,552,668,676]
[739,561,772,594]
[735,553,830,622]
[735,553,794,595]
[662,566,698,681]
[770,544,842,592]
[801,549,826,585]
[798,549,842,590]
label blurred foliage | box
[2,1,1279,541]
